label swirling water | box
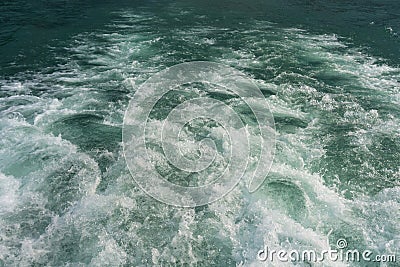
[0,0,399,266]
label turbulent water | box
[0,0,399,266]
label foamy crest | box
[123,61,275,207]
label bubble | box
[123,61,275,207]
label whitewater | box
[0,2,399,266]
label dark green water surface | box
[0,0,399,266]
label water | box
[0,0,399,266]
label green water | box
[0,0,399,266]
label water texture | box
[0,0,399,266]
